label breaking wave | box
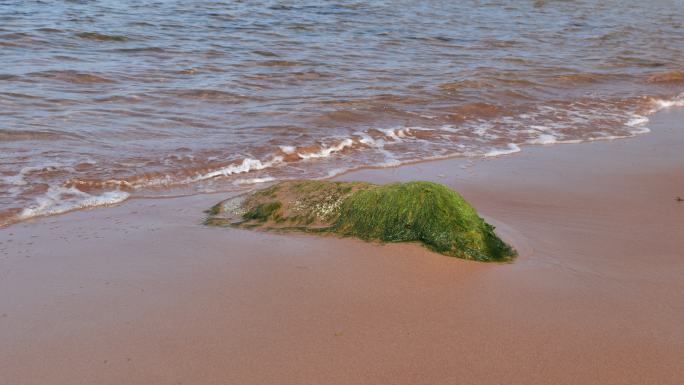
[2,93,683,227]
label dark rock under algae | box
[205,180,516,262]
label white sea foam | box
[355,132,381,147]
[279,145,296,154]
[651,93,684,110]
[297,138,354,159]
[2,164,74,186]
[379,127,410,140]
[626,115,649,127]
[18,186,129,220]
[438,124,462,133]
[528,134,558,145]
[188,156,283,183]
[405,111,436,119]
[621,114,651,135]
[233,176,276,185]
[484,143,521,157]
[630,126,651,135]
[586,134,632,141]
[471,122,498,139]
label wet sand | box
[1,109,683,385]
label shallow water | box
[1,0,683,225]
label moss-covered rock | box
[205,180,516,262]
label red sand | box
[1,109,683,384]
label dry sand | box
[1,109,683,385]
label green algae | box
[205,180,516,262]
[333,182,514,261]
[244,201,282,222]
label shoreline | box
[1,108,683,384]
[4,92,682,229]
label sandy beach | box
[1,108,683,384]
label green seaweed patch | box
[205,180,516,262]
[206,202,223,216]
[244,201,282,222]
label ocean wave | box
[275,127,422,163]
[186,157,284,183]
[65,96,675,193]
[650,93,684,110]
[378,128,411,141]
[2,164,76,187]
[297,139,355,159]
[17,186,129,221]
[4,92,684,227]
